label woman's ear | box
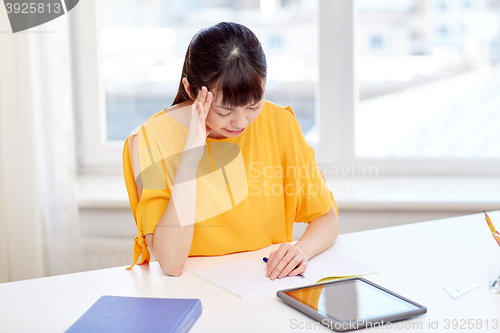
[182,77,195,100]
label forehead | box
[210,87,263,107]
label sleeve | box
[279,106,338,223]
[123,132,172,270]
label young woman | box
[123,22,339,279]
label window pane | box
[100,0,318,141]
[356,0,500,158]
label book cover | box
[65,296,202,333]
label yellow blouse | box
[123,101,338,269]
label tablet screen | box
[283,279,420,322]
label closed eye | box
[215,102,261,116]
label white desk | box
[1,212,500,332]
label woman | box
[123,22,339,278]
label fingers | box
[281,253,307,278]
[287,261,307,277]
[196,86,207,104]
[265,246,283,278]
[265,251,276,278]
[195,87,212,113]
[190,86,213,137]
[276,253,302,279]
[197,101,204,120]
[203,89,213,118]
[266,244,307,280]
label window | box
[370,35,384,49]
[73,0,500,176]
[72,0,318,170]
[438,25,449,37]
[490,0,500,10]
[356,0,500,175]
[438,1,448,11]
[101,0,318,141]
[269,34,284,50]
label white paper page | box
[194,259,312,299]
[304,251,378,282]
[194,252,377,299]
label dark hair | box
[172,22,267,107]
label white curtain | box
[0,13,80,282]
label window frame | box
[71,0,122,172]
[72,0,500,176]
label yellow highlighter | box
[484,211,500,247]
[485,211,500,288]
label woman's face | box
[205,87,265,139]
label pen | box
[263,257,305,278]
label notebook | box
[194,251,377,298]
[65,296,202,333]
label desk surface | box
[1,212,500,332]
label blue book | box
[65,296,202,333]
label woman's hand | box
[266,243,308,280]
[189,86,213,138]
[184,86,214,164]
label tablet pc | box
[277,277,427,332]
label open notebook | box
[194,251,377,298]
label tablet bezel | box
[277,277,427,332]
